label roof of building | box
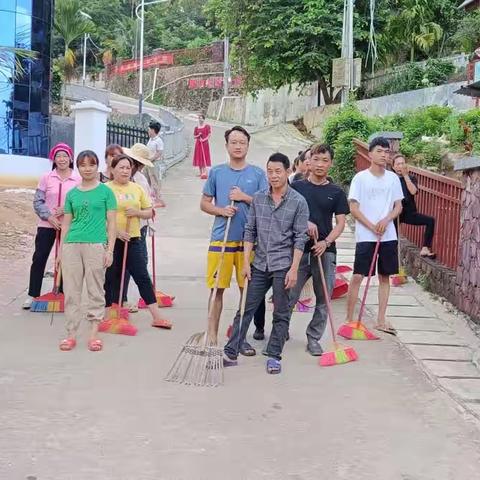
[458,0,477,9]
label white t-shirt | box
[147,135,164,162]
[348,169,404,243]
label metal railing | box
[107,122,149,147]
[354,139,463,270]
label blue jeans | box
[288,252,336,341]
[224,266,291,361]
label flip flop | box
[59,338,76,351]
[88,339,103,352]
[223,352,238,367]
[240,342,256,357]
[266,358,281,374]
[151,319,172,330]
[374,325,397,336]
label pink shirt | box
[37,169,81,228]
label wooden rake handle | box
[117,218,132,310]
[316,255,337,344]
[357,237,381,325]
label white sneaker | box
[22,296,33,310]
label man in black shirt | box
[290,144,350,356]
[392,154,436,259]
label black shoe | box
[240,341,256,357]
[306,338,323,356]
[253,329,265,341]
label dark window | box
[32,0,51,23]
[11,119,29,155]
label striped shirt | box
[244,186,309,272]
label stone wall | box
[400,240,458,306]
[108,63,225,112]
[455,168,480,323]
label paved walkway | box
[335,224,480,421]
[2,117,480,479]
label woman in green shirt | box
[58,150,117,352]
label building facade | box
[0,0,52,157]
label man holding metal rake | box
[224,153,309,375]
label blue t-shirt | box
[203,164,268,242]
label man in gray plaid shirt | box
[224,153,309,374]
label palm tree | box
[387,0,443,62]
[0,47,37,82]
[54,0,92,110]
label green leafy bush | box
[424,59,455,85]
[331,130,358,185]
[323,103,371,146]
[51,60,64,104]
[419,142,443,169]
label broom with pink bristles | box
[316,252,358,367]
[337,238,380,341]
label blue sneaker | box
[266,358,281,374]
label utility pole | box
[341,0,354,105]
[223,37,230,97]
[79,11,92,87]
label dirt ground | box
[0,188,36,259]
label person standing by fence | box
[193,114,212,179]
[146,121,166,208]
[392,154,436,259]
[23,143,80,309]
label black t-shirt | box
[291,179,350,254]
[399,175,418,216]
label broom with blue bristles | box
[31,184,64,313]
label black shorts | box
[353,241,399,277]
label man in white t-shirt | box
[346,137,404,334]
[146,120,165,207]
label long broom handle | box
[357,238,381,326]
[117,218,131,310]
[53,183,63,287]
[207,201,235,322]
[317,254,337,344]
[151,230,157,291]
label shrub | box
[51,60,64,104]
[331,130,358,185]
[323,103,371,147]
[419,142,443,169]
[424,59,456,86]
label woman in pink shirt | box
[23,143,81,309]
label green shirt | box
[64,183,117,244]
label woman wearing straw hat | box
[23,143,81,309]
[104,150,172,329]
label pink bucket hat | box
[49,143,74,162]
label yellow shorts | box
[206,241,247,289]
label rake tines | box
[165,333,224,387]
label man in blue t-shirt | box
[201,126,268,345]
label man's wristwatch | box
[324,239,332,248]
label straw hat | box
[123,143,154,168]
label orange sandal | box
[59,338,76,351]
[151,319,172,330]
[88,339,103,352]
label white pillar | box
[72,100,111,171]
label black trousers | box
[105,237,156,308]
[400,212,435,248]
[122,225,149,303]
[28,227,62,297]
[253,298,266,331]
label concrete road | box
[1,117,480,480]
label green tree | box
[451,10,480,53]
[54,0,93,81]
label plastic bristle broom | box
[138,226,175,309]
[31,184,64,313]
[315,246,357,367]
[337,238,380,341]
[99,219,137,336]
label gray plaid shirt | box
[244,186,309,272]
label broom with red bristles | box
[99,219,137,336]
[31,184,65,313]
[337,238,380,341]
[316,253,358,367]
[138,223,174,309]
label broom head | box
[320,343,358,367]
[337,321,380,340]
[138,291,174,309]
[332,278,349,299]
[165,332,224,387]
[98,318,137,336]
[108,303,129,320]
[30,292,64,313]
